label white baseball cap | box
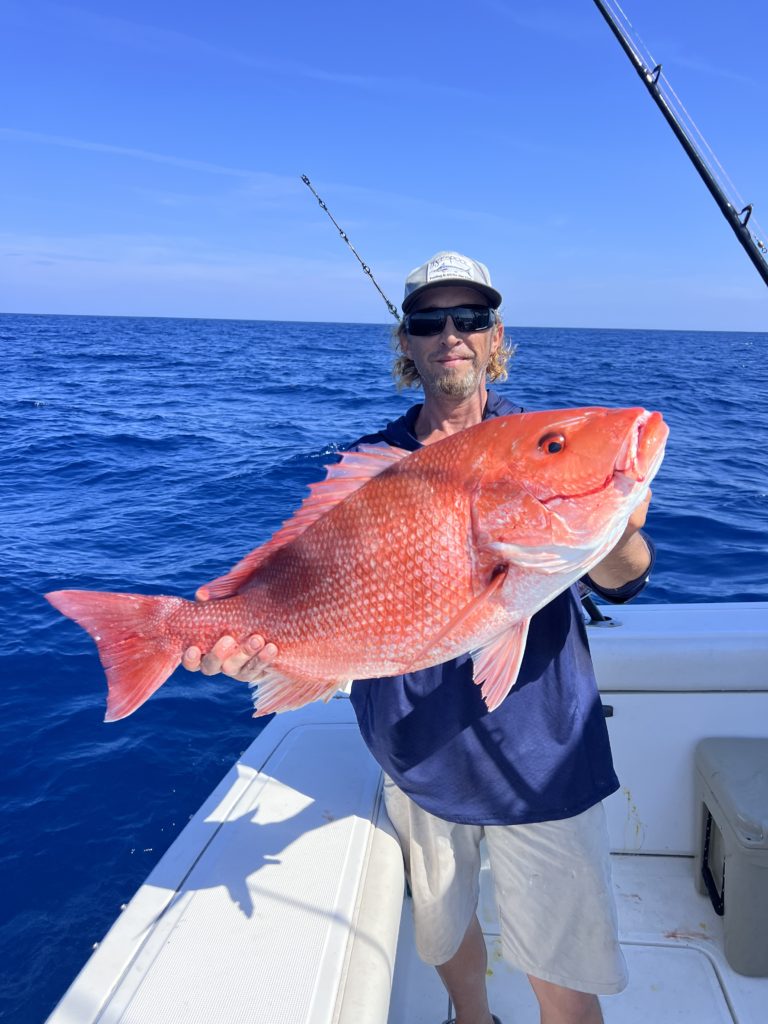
[402,251,502,314]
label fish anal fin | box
[249,669,344,717]
[471,618,530,711]
[198,444,411,600]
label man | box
[183,252,654,1024]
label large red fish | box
[46,407,667,721]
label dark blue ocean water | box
[1,314,766,1022]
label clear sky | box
[2,0,767,330]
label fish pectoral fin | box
[403,569,509,673]
[249,668,344,718]
[471,618,530,711]
[197,443,411,600]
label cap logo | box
[426,253,475,284]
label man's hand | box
[182,633,278,683]
[587,489,653,590]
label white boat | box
[44,600,768,1024]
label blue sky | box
[2,0,766,330]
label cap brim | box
[402,281,502,315]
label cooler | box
[693,737,768,977]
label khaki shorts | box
[383,778,628,995]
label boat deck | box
[389,852,766,1024]
[49,709,766,1024]
[45,604,768,1024]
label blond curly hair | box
[392,312,514,390]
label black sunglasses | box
[404,304,495,337]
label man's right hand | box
[182,634,278,684]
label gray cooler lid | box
[696,738,768,849]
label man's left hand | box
[588,489,653,590]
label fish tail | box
[45,589,185,722]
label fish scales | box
[233,442,479,679]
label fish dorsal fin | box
[196,444,410,600]
[471,618,530,711]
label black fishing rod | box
[301,175,401,320]
[592,0,768,287]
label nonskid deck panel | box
[388,852,766,1024]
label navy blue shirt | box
[349,392,653,825]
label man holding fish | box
[182,252,659,1024]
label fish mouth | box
[614,410,668,486]
[540,409,668,509]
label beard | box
[422,362,484,399]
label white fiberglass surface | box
[482,941,735,1024]
[390,854,768,1024]
[47,710,395,1024]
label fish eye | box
[539,432,566,454]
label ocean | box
[1,313,766,1022]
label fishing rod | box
[300,175,401,320]
[592,0,768,287]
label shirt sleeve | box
[581,532,656,605]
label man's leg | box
[435,913,494,1024]
[382,778,495,1022]
[528,975,603,1024]
[485,805,627,1012]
